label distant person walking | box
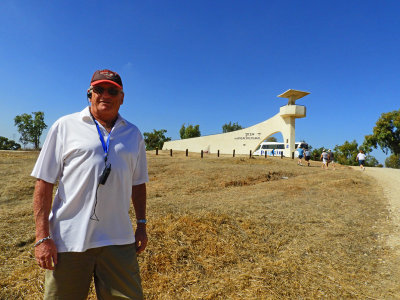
[304,149,311,167]
[271,148,275,157]
[297,147,304,166]
[320,149,329,169]
[356,149,367,171]
[328,149,335,170]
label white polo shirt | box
[357,153,367,160]
[31,107,149,252]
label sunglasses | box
[92,86,121,96]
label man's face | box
[89,82,124,121]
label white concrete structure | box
[163,89,309,157]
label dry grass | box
[1,150,399,299]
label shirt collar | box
[80,106,127,127]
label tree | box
[180,124,201,139]
[14,111,47,149]
[366,156,380,168]
[0,136,21,150]
[363,109,400,155]
[143,129,171,150]
[311,147,325,161]
[222,121,243,133]
[265,136,277,142]
[385,154,400,169]
[334,140,359,166]
[334,140,379,167]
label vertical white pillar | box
[287,95,296,157]
[282,116,295,157]
[288,117,296,157]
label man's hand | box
[132,183,147,254]
[135,225,148,254]
[35,239,58,270]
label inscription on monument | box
[234,132,261,140]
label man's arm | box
[132,183,147,254]
[33,179,58,270]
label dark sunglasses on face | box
[93,86,121,96]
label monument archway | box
[163,89,310,157]
[254,131,282,149]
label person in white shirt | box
[320,149,329,169]
[356,149,367,170]
[32,69,148,299]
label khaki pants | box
[44,243,143,300]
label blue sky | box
[1,1,399,164]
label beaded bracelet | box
[34,236,52,247]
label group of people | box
[297,147,368,171]
[297,147,331,168]
[320,149,336,169]
[296,147,311,167]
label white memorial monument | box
[162,89,309,157]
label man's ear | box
[87,87,93,106]
[120,92,124,105]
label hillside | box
[1,150,399,299]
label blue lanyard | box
[92,118,112,163]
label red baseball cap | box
[90,69,123,89]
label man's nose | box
[101,90,113,97]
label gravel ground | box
[355,166,400,250]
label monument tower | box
[277,89,309,157]
[163,89,310,157]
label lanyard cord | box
[90,182,101,221]
[92,117,112,164]
[90,113,114,221]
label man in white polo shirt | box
[31,69,148,299]
[356,149,367,171]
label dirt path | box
[355,167,400,250]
